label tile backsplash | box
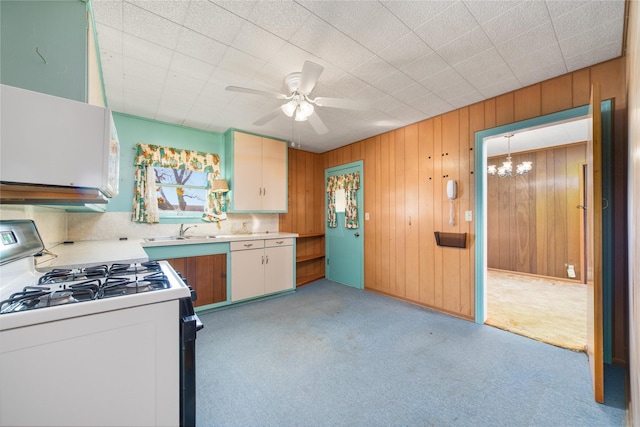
[0,205,279,245]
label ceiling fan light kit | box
[226,61,368,135]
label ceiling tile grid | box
[90,0,625,153]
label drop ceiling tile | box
[375,70,416,95]
[463,62,518,92]
[419,67,465,92]
[289,15,373,70]
[327,73,370,98]
[402,52,449,81]
[514,59,568,87]
[129,0,190,25]
[496,21,558,62]
[354,84,389,103]
[481,0,550,45]
[381,0,452,31]
[545,0,590,19]
[463,0,523,24]
[407,93,452,117]
[176,29,227,66]
[230,22,286,63]
[434,79,477,103]
[268,44,326,76]
[414,1,479,50]
[386,103,425,124]
[301,1,409,53]
[509,43,565,78]
[477,76,521,99]
[372,95,405,113]
[247,1,311,40]
[453,48,505,80]
[168,52,215,82]
[436,26,493,66]
[121,2,182,49]
[94,24,123,55]
[392,83,432,103]
[350,56,397,85]
[123,57,168,87]
[217,48,267,79]
[559,19,623,58]
[564,41,622,72]
[378,32,434,69]
[184,1,245,45]
[552,0,625,41]
[120,34,174,68]
[210,0,257,19]
[92,0,123,29]
[447,90,484,109]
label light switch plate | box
[465,211,472,221]
[365,212,370,220]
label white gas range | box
[0,220,202,427]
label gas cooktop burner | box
[0,262,173,315]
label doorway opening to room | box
[475,100,612,363]
[482,123,589,351]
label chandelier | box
[487,134,533,177]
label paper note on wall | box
[335,189,346,213]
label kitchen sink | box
[144,236,186,242]
[144,235,220,242]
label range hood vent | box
[0,183,108,206]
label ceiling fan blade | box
[253,108,283,126]
[313,96,369,110]
[226,86,288,100]
[298,61,324,94]
[307,112,329,135]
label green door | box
[325,161,364,289]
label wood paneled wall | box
[281,57,628,364]
[487,144,586,279]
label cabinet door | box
[233,132,263,211]
[264,245,294,294]
[231,249,265,301]
[261,137,287,211]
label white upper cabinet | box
[226,131,287,212]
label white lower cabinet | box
[230,238,294,302]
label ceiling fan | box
[225,61,368,135]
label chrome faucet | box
[179,223,197,237]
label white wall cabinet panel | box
[227,131,287,212]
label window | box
[155,167,207,218]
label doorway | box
[474,102,613,362]
[325,161,364,289]
[483,125,589,350]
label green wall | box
[1,1,88,101]
[109,113,225,213]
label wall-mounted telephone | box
[447,180,457,200]
[447,180,457,225]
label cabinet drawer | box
[265,238,294,248]
[230,240,264,251]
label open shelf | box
[295,232,325,286]
[297,253,325,263]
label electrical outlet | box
[465,211,472,221]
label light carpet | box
[485,269,587,351]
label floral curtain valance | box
[132,143,227,225]
[327,172,360,229]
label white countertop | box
[34,233,298,270]
[36,239,149,271]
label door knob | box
[354,232,360,237]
